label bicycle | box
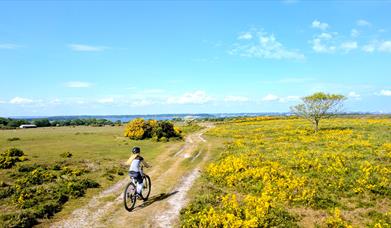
[123,167,151,212]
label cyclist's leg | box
[136,173,144,194]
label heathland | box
[1,116,390,227]
[181,116,391,227]
[0,123,201,227]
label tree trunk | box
[314,119,319,132]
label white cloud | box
[68,44,107,52]
[311,20,329,30]
[238,32,253,40]
[166,90,212,104]
[351,29,359,37]
[378,29,386,33]
[262,94,280,101]
[311,29,360,54]
[311,34,336,53]
[0,99,5,104]
[65,81,92,88]
[224,96,249,102]
[9,97,34,105]
[380,90,391,96]
[362,43,375,53]
[348,91,360,99]
[0,43,20,49]
[230,30,304,60]
[362,40,391,53]
[97,98,114,104]
[318,33,333,40]
[357,19,371,27]
[340,41,358,52]
[378,41,391,52]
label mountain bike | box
[124,167,151,212]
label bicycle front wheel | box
[142,175,151,200]
[124,182,137,211]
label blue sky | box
[0,1,390,116]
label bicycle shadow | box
[131,191,179,212]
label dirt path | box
[51,125,212,228]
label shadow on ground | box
[131,191,179,212]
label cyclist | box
[125,146,151,199]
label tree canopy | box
[290,92,346,132]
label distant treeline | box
[0,117,121,129]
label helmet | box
[132,146,140,154]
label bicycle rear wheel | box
[124,182,137,211]
[141,175,151,200]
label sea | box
[11,113,288,122]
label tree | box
[7,119,30,128]
[32,118,51,127]
[290,92,346,132]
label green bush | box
[17,163,41,172]
[0,147,101,226]
[0,148,25,169]
[159,136,168,142]
[7,137,20,142]
[124,118,181,140]
[0,156,21,169]
[1,210,38,228]
[60,152,73,158]
[2,148,24,157]
[2,172,99,225]
[0,186,14,199]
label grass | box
[181,117,391,227]
[0,124,196,226]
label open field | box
[1,117,390,227]
[181,117,391,227]
[0,125,188,227]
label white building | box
[19,124,37,129]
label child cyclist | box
[125,147,151,199]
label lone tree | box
[290,92,346,132]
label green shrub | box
[124,118,181,140]
[17,163,41,172]
[0,148,25,169]
[0,148,100,226]
[60,166,85,176]
[15,168,56,186]
[2,148,24,157]
[0,186,14,199]
[1,210,38,228]
[0,156,21,169]
[60,152,73,158]
[7,137,20,141]
[159,136,168,142]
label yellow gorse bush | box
[181,117,391,227]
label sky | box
[0,0,390,116]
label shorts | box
[129,171,143,184]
